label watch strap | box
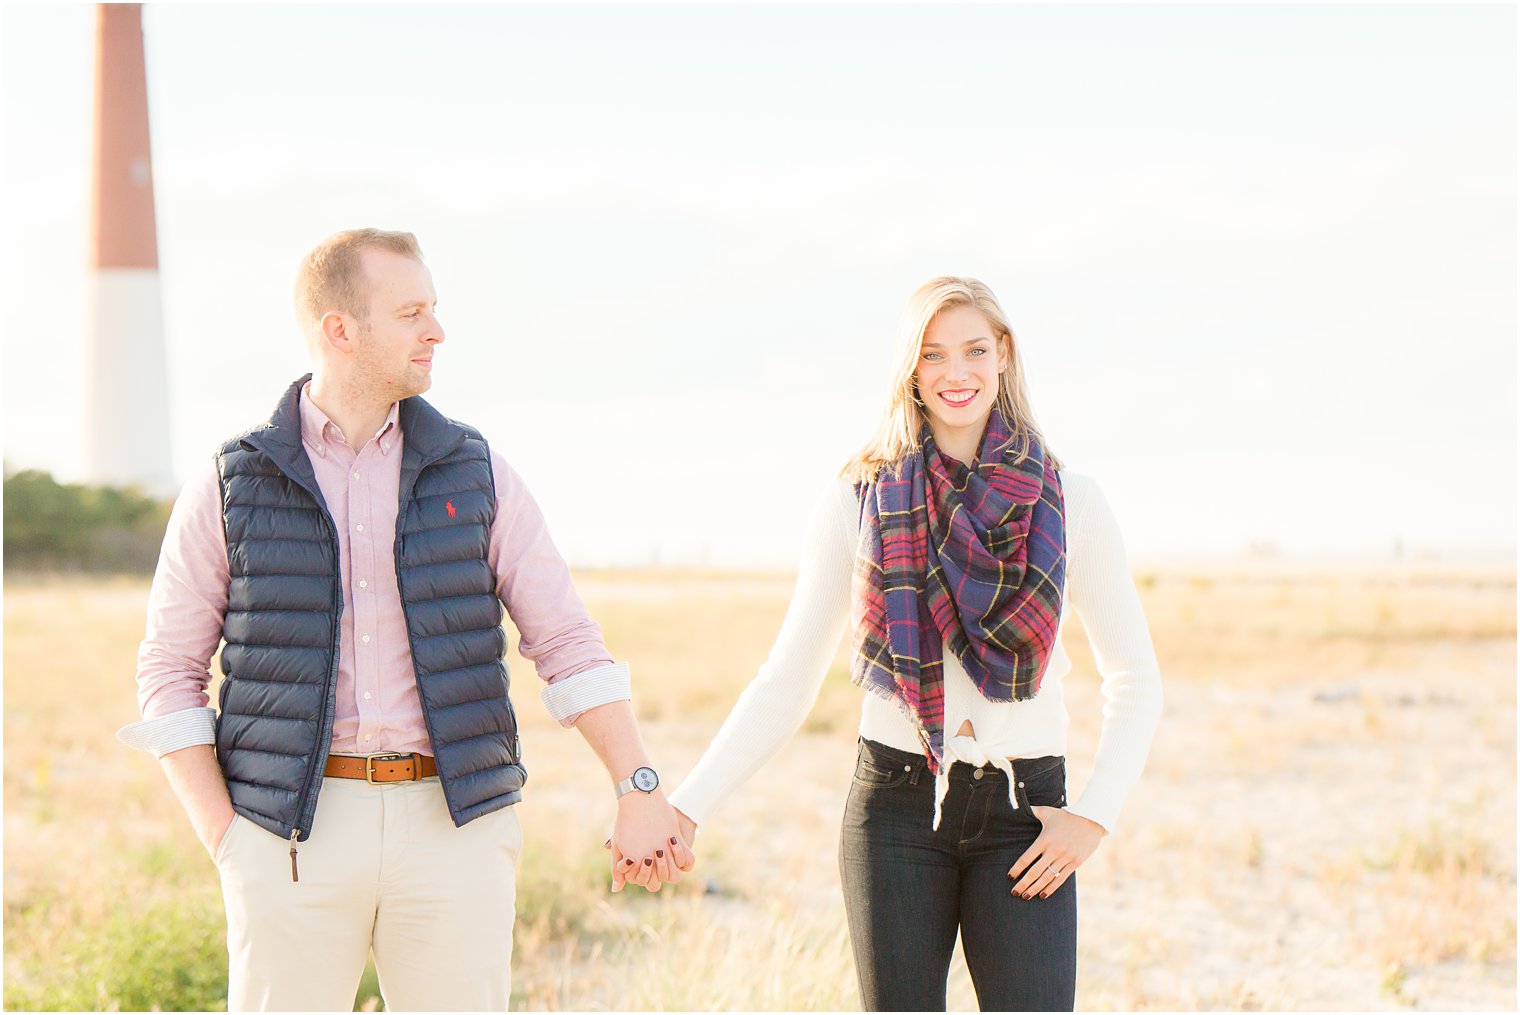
[614,766,659,798]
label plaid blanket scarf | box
[850,409,1067,773]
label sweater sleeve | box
[666,479,856,828]
[1060,473,1164,834]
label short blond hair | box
[843,276,1059,483]
[293,228,423,337]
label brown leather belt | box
[325,753,437,784]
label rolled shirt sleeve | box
[116,462,230,756]
[116,706,219,757]
[488,450,629,726]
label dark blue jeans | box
[838,737,1077,1012]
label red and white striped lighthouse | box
[85,3,173,495]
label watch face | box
[632,767,659,792]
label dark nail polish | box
[1022,893,1031,900]
[624,859,634,866]
[1040,892,1049,898]
[644,857,653,866]
[670,836,679,845]
[656,850,665,858]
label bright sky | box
[2,4,1515,566]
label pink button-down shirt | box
[119,384,629,758]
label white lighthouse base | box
[83,267,176,497]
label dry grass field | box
[3,562,1514,1011]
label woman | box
[665,277,1163,1011]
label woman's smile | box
[937,388,979,408]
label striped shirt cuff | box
[541,662,632,727]
[117,706,218,757]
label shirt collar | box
[298,382,401,457]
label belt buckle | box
[364,752,411,785]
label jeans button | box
[973,769,984,781]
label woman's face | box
[914,304,1008,440]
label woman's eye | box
[968,347,985,356]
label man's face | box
[348,248,443,399]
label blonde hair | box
[843,276,1059,483]
[293,228,423,338]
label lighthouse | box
[84,3,174,496]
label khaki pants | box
[214,774,522,1012]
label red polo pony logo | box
[445,500,456,518]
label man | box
[118,228,692,1011]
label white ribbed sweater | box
[666,471,1163,834]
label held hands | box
[603,794,696,893]
[1007,806,1105,899]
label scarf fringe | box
[850,674,946,774]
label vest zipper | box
[236,417,342,862]
[292,505,342,866]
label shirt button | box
[364,734,372,742]
[1018,782,1025,788]
[973,769,984,780]
[363,691,372,701]
[381,442,390,451]
[355,524,364,532]
[361,634,371,644]
[359,580,368,589]
[352,472,361,480]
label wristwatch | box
[614,766,660,799]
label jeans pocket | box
[854,761,910,789]
[852,745,913,789]
[1014,757,1067,811]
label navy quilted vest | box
[214,375,525,842]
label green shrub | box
[4,894,385,1012]
[3,468,172,573]
[4,896,227,1012]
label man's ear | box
[320,311,355,355]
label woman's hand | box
[1007,807,1105,899]
[675,807,697,848]
[604,794,696,893]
